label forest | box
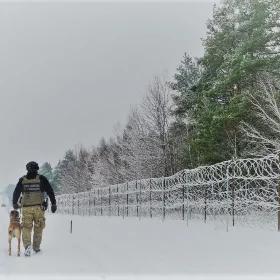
[35,0,280,194]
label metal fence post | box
[93,190,96,216]
[139,181,142,219]
[126,182,129,217]
[117,184,120,216]
[83,192,85,216]
[101,189,103,216]
[232,184,235,227]
[77,195,80,216]
[277,181,280,232]
[182,183,185,220]
[186,182,189,226]
[278,154,280,232]
[97,189,100,216]
[136,181,139,217]
[72,195,75,215]
[64,197,66,215]
[109,187,111,217]
[204,188,207,223]
[226,164,230,232]
[162,178,166,220]
[122,184,125,219]
[149,179,152,218]
[88,192,91,216]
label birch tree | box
[141,76,173,176]
[241,77,280,156]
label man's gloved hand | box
[13,204,19,210]
[41,200,48,211]
[51,204,57,213]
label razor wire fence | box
[55,152,280,229]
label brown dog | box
[8,210,21,256]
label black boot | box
[24,245,31,257]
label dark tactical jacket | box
[13,172,56,207]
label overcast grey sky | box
[0,1,215,188]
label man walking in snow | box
[13,161,57,256]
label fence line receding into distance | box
[56,152,280,229]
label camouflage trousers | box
[21,206,45,250]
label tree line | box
[30,0,280,194]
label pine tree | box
[171,53,202,120]
[39,162,53,181]
[170,54,202,168]
[55,150,78,193]
[40,162,60,192]
[173,0,280,165]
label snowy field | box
[1,205,280,280]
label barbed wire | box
[55,152,280,225]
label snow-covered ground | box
[1,204,280,280]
